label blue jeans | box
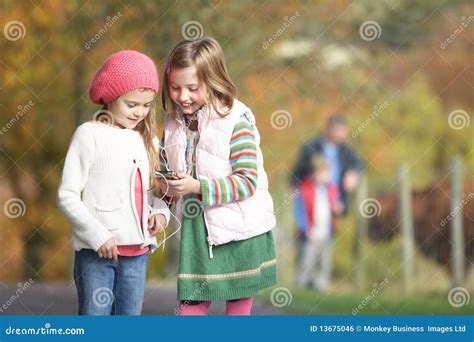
[73,249,148,315]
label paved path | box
[0,282,286,315]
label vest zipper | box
[207,237,214,259]
[194,148,214,259]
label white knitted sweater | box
[57,121,170,252]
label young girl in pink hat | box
[58,50,170,315]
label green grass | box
[258,288,474,315]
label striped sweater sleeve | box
[200,117,258,207]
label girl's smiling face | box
[108,88,155,129]
[168,66,206,115]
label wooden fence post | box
[450,155,465,287]
[399,164,414,295]
[353,172,368,290]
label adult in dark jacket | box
[290,116,365,215]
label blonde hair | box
[162,37,237,119]
[98,89,160,190]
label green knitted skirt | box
[177,194,277,301]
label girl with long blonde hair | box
[160,38,277,315]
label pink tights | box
[178,297,254,316]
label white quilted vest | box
[163,99,275,257]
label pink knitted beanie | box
[89,50,159,105]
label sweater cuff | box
[150,207,171,227]
[200,179,211,207]
[92,227,114,252]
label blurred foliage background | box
[0,0,472,305]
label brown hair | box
[162,37,237,119]
[312,155,331,173]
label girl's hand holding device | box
[155,170,179,180]
[155,171,201,196]
[157,172,201,197]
